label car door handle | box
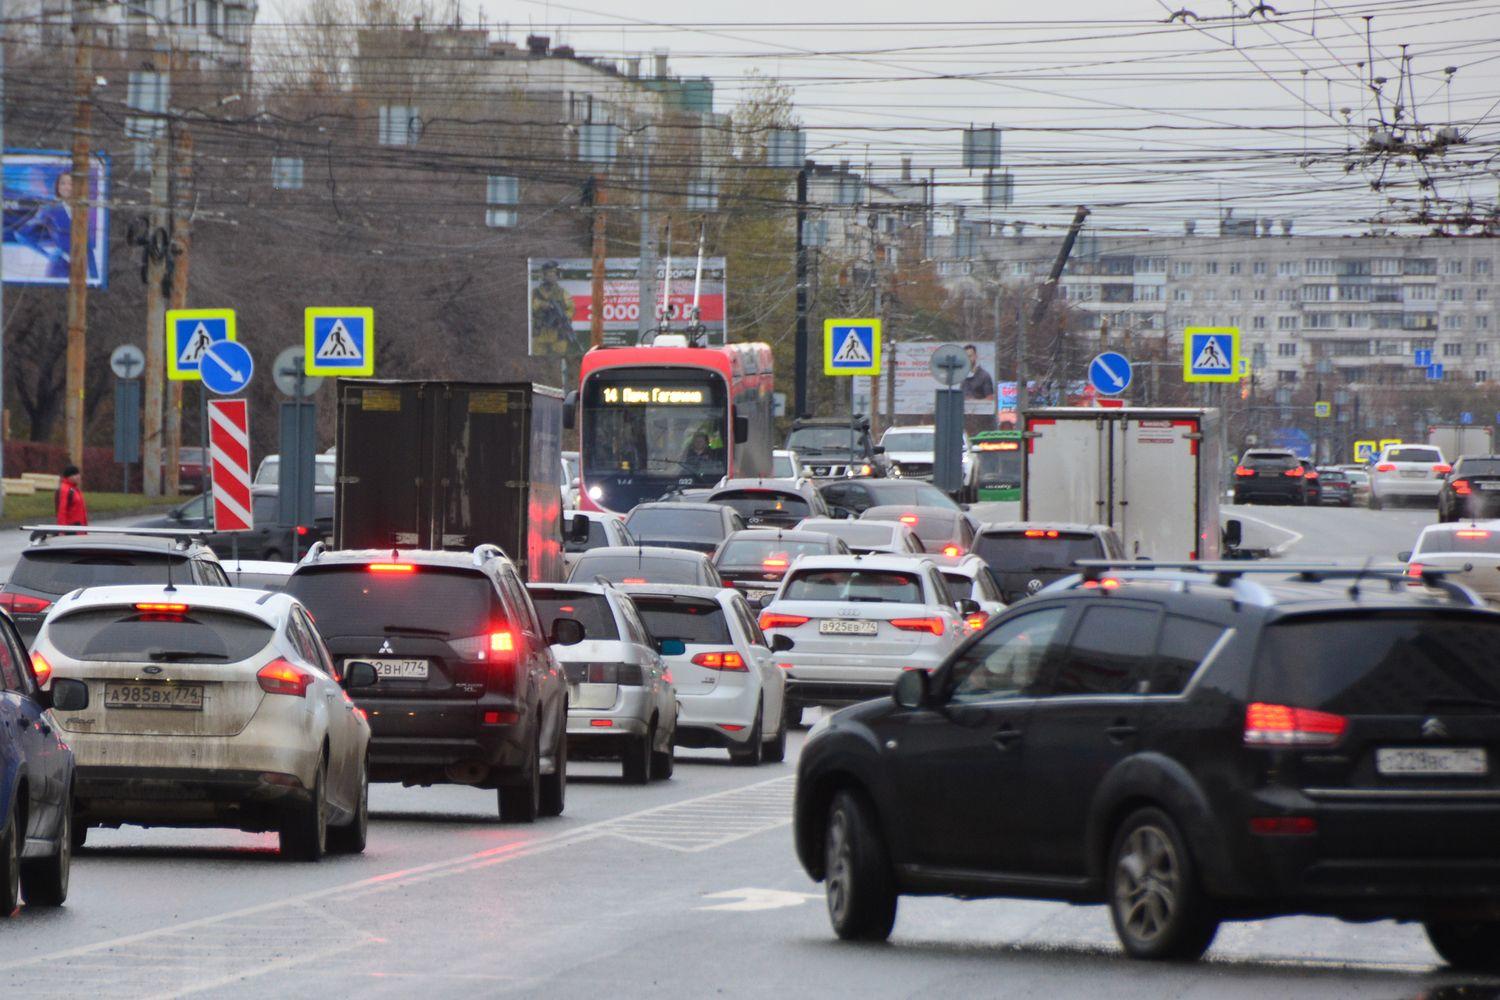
[1106,721,1137,742]
[992,727,1023,748]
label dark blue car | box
[0,607,79,914]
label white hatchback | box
[32,584,372,860]
[924,552,1008,631]
[620,584,787,766]
[758,554,969,721]
[1403,521,1500,605]
[1371,444,1450,508]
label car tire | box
[729,708,763,767]
[650,723,675,780]
[499,733,541,823]
[824,789,897,942]
[764,701,788,764]
[0,811,19,916]
[1108,807,1218,961]
[70,819,87,852]
[326,757,368,855]
[20,793,71,907]
[622,725,651,785]
[280,756,328,862]
[540,722,567,817]
[1424,920,1500,971]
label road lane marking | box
[1229,511,1304,556]
[697,887,820,911]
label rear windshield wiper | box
[146,650,230,662]
[380,624,449,637]
[1425,696,1500,712]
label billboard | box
[2,150,109,288]
[879,342,997,416]
[528,257,726,357]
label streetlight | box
[767,127,812,416]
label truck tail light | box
[0,593,53,615]
[1233,466,1256,478]
[690,651,747,671]
[258,658,313,697]
[890,616,945,636]
[30,652,52,687]
[759,612,809,630]
[1244,702,1346,747]
[1376,463,1396,472]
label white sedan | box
[758,554,970,723]
[32,584,372,860]
[1403,521,1500,605]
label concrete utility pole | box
[165,128,193,496]
[64,2,94,469]
[636,150,656,344]
[589,174,606,350]
[1026,204,1090,407]
[142,136,170,497]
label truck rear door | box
[1024,415,1107,525]
[1117,416,1201,560]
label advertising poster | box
[528,257,726,357]
[880,341,997,416]
[2,150,109,288]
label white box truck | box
[1022,407,1225,561]
[1427,424,1494,462]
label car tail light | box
[29,652,52,687]
[483,710,519,725]
[691,651,747,671]
[135,602,189,614]
[1376,463,1396,472]
[1249,816,1318,836]
[890,616,945,636]
[450,629,515,662]
[1233,466,1256,478]
[1283,467,1304,478]
[1244,702,1346,747]
[763,556,789,569]
[941,544,962,557]
[759,612,809,630]
[622,577,647,584]
[368,563,415,574]
[0,593,52,615]
[965,611,988,630]
[1082,578,1121,590]
[296,525,310,537]
[590,719,614,728]
[1304,469,1319,480]
[1454,479,1472,496]
[257,658,313,697]
[899,514,919,525]
[1434,464,1453,475]
[1023,529,1060,538]
[1407,562,1425,579]
[1456,529,1491,539]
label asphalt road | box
[5,502,1495,998]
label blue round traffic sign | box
[201,340,255,395]
[1088,351,1132,395]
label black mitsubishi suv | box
[785,416,891,481]
[286,545,581,822]
[794,561,1500,970]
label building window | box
[1203,261,1219,275]
[1304,314,1335,329]
[1277,343,1297,357]
[1172,289,1191,303]
[1477,371,1490,383]
[1476,343,1489,357]
[1278,370,1298,384]
[379,105,421,146]
[1371,258,1402,276]
[132,141,153,173]
[1443,314,1464,330]
[1253,288,1265,301]
[1277,316,1297,330]
[1229,289,1241,301]
[1173,261,1193,276]
[1405,258,1438,276]
[1479,315,1491,330]
[1302,285,1333,302]
[1134,285,1161,302]
[1277,260,1300,277]
[1305,258,1335,275]
[1406,284,1437,301]
[271,156,303,190]
[1252,316,1266,329]
[1252,261,1267,275]
[1443,342,1464,357]
[1477,259,1493,276]
[1444,259,1464,275]
[485,175,519,228]
[1443,287,1465,301]
[1277,288,1295,302]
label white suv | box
[1370,444,1450,509]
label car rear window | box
[228,572,291,592]
[626,508,724,539]
[529,591,619,641]
[564,519,610,554]
[973,532,1103,573]
[1456,458,1500,476]
[1243,452,1297,469]
[1388,447,1441,463]
[47,606,275,663]
[286,566,499,639]
[941,571,975,597]
[886,514,959,545]
[1254,613,1500,714]
[864,482,957,509]
[718,538,830,566]
[631,598,731,644]
[813,523,898,548]
[710,490,811,522]
[782,569,923,603]
[10,551,193,596]
[1415,528,1500,556]
[1319,471,1348,483]
[571,552,704,585]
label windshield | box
[718,537,832,566]
[772,453,797,478]
[1416,528,1500,556]
[47,607,274,663]
[1389,447,1441,463]
[974,531,1103,572]
[626,508,726,540]
[974,442,1022,486]
[787,426,864,455]
[709,491,811,524]
[529,591,619,641]
[255,456,337,487]
[571,552,706,585]
[783,569,923,603]
[582,368,729,512]
[881,431,933,452]
[286,566,500,639]
[11,551,193,596]
[1457,458,1500,476]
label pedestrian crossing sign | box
[305,307,375,376]
[1182,326,1240,383]
[166,309,237,381]
[823,318,881,376]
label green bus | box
[971,429,1024,502]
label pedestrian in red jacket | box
[56,465,88,526]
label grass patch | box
[0,491,188,526]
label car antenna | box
[1347,555,1374,599]
[164,549,177,593]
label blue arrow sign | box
[200,340,255,395]
[1088,352,1132,395]
[1415,349,1433,368]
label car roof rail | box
[471,543,506,567]
[22,523,209,548]
[1070,559,1480,606]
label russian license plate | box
[359,658,429,680]
[819,619,878,636]
[1401,469,1427,479]
[1481,483,1500,491]
[104,682,204,711]
[1376,747,1488,776]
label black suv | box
[794,562,1500,969]
[285,545,580,822]
[1232,448,1308,505]
[1,527,230,645]
[1438,455,1500,522]
[785,416,891,481]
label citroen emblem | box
[1422,717,1448,739]
[379,639,394,654]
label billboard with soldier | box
[527,257,727,357]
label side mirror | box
[892,668,929,710]
[343,662,379,689]
[568,514,591,544]
[563,390,578,430]
[770,633,795,653]
[734,414,750,444]
[169,508,184,521]
[1398,550,1413,562]
[872,445,886,455]
[657,637,686,657]
[1222,518,1243,548]
[48,678,89,712]
[956,598,981,617]
[550,617,585,646]
[828,505,855,520]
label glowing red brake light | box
[1304,469,1319,480]
[1407,562,1425,578]
[941,544,961,557]
[368,563,415,574]
[1434,464,1453,475]
[0,593,52,615]
[1233,466,1255,478]
[690,651,747,671]
[890,616,945,636]
[296,525,310,537]
[135,602,188,614]
[29,652,52,687]
[1454,480,1473,496]
[1023,529,1060,538]
[759,612,810,630]
[622,577,648,584]
[899,514,919,525]
[257,658,313,697]
[1082,578,1121,590]
[1376,463,1396,472]
[763,556,789,569]
[1244,702,1346,747]
[491,631,515,653]
[965,611,988,630]
[1457,529,1492,539]
[1283,467,1304,478]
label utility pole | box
[793,161,810,417]
[636,149,656,344]
[588,174,606,350]
[142,135,170,497]
[1027,205,1090,406]
[64,2,94,469]
[165,128,193,496]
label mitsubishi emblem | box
[378,639,394,654]
[1422,717,1448,739]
